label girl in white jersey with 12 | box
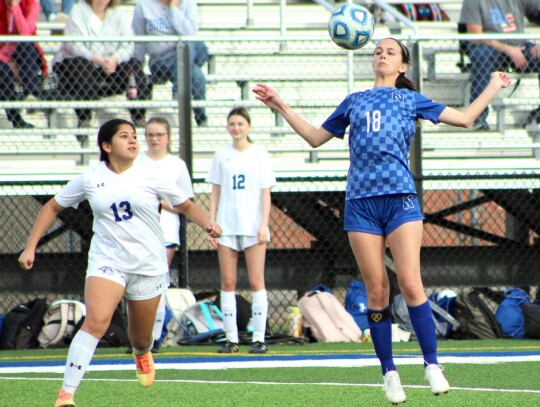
[18,119,221,407]
[207,107,276,354]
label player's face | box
[107,124,138,161]
[372,38,408,76]
[145,123,169,153]
[227,114,251,141]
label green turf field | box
[0,339,539,406]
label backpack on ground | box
[344,280,369,331]
[521,302,540,339]
[160,288,197,347]
[38,300,86,348]
[391,294,459,340]
[0,298,48,350]
[495,288,530,339]
[454,290,502,339]
[297,289,362,343]
[177,301,224,345]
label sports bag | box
[0,298,48,350]
[161,288,197,347]
[344,280,369,331]
[521,302,540,339]
[454,291,502,339]
[297,290,362,343]
[38,300,86,348]
[178,301,224,341]
[495,288,530,339]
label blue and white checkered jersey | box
[321,87,445,200]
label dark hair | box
[84,0,118,8]
[227,107,253,143]
[382,37,416,91]
[146,117,172,154]
[97,119,135,162]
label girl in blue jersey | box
[253,38,511,405]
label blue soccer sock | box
[368,306,396,375]
[408,300,438,366]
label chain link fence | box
[1,35,540,332]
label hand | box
[505,45,528,70]
[252,83,285,111]
[530,44,540,59]
[102,57,118,75]
[205,223,222,238]
[208,236,219,250]
[7,60,20,83]
[257,225,269,244]
[6,0,21,7]
[490,71,512,89]
[18,249,35,270]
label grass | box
[0,339,539,406]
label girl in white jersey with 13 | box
[18,119,221,407]
[208,107,276,354]
[137,117,195,351]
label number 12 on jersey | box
[232,174,245,190]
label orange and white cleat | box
[134,351,155,387]
[54,389,75,407]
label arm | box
[173,198,222,238]
[438,71,511,127]
[8,0,39,35]
[18,198,66,270]
[168,0,199,35]
[466,23,529,69]
[209,183,220,224]
[131,2,147,62]
[253,83,334,147]
[257,188,271,244]
[110,11,135,65]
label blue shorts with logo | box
[344,194,424,236]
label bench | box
[491,98,540,132]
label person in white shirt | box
[53,0,151,128]
[136,117,194,351]
[18,118,221,407]
[207,107,276,354]
[132,0,209,126]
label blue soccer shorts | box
[344,194,424,236]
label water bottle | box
[127,71,137,99]
[287,306,303,337]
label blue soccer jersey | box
[322,87,445,199]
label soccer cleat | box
[382,370,407,405]
[425,364,450,395]
[54,389,75,407]
[248,341,268,354]
[134,351,155,387]
[217,341,239,354]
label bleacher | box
[1,0,540,187]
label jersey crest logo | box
[391,92,404,103]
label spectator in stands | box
[253,38,511,404]
[207,107,276,354]
[40,0,75,22]
[52,0,151,129]
[18,118,221,407]
[0,0,46,128]
[136,116,194,353]
[460,0,540,130]
[132,0,209,127]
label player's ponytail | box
[387,37,417,91]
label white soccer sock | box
[252,289,268,343]
[62,330,99,394]
[152,294,166,342]
[220,290,238,343]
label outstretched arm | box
[253,83,334,147]
[19,198,65,270]
[438,71,511,128]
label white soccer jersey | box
[55,161,189,276]
[207,144,276,236]
[137,152,194,246]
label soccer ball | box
[328,4,375,50]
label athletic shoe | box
[382,370,406,405]
[54,389,75,407]
[248,341,268,354]
[217,341,239,354]
[134,351,155,387]
[425,364,449,395]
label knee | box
[398,280,425,303]
[366,283,389,308]
[81,314,111,338]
